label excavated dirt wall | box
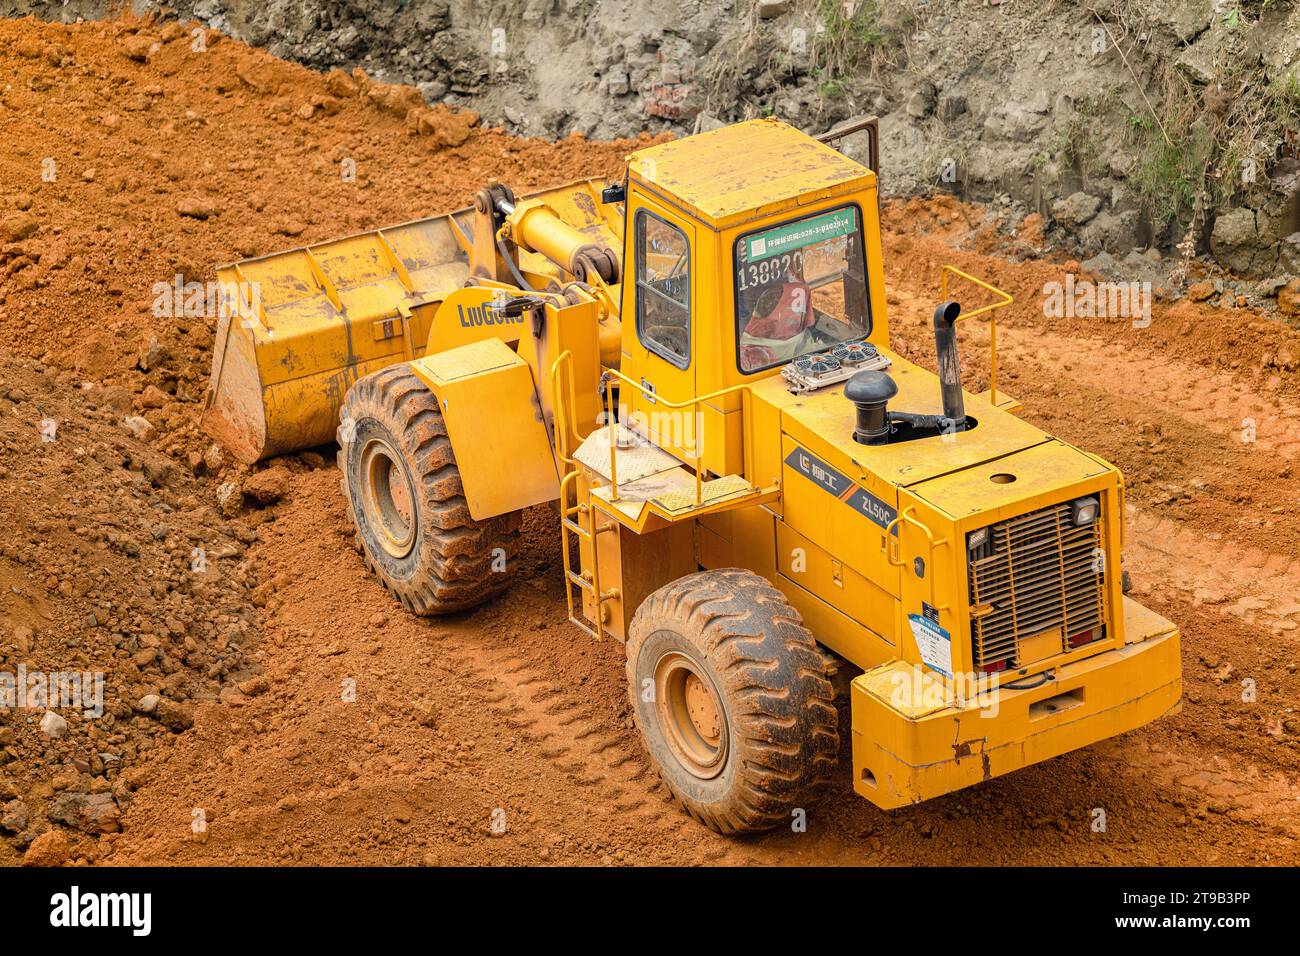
[9,0,1300,298]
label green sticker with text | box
[745,208,855,261]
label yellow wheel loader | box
[203,118,1182,833]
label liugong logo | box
[457,302,523,327]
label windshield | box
[735,205,871,373]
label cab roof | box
[627,118,874,229]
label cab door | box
[621,195,698,462]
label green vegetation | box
[813,0,885,73]
[816,75,848,99]
[1130,121,1214,225]
[1050,101,1108,183]
[1269,69,1300,126]
[806,0,906,93]
[1120,18,1300,234]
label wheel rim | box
[358,436,417,559]
[654,651,728,779]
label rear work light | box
[1069,627,1101,648]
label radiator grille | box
[968,501,1107,669]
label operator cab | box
[616,118,890,472]
[734,204,871,373]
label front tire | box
[338,365,520,615]
[626,568,839,834]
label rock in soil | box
[47,792,121,834]
[21,830,70,867]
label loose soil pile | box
[0,351,261,863]
[1,14,1298,866]
[0,12,641,866]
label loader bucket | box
[202,177,622,464]
[203,213,472,463]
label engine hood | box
[760,349,1050,488]
[908,439,1113,522]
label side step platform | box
[572,425,774,532]
[557,424,777,641]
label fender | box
[424,286,529,354]
[407,337,559,521]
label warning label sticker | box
[907,613,953,678]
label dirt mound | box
[0,352,264,865]
[0,12,651,865]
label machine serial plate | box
[784,447,898,532]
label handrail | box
[882,506,950,611]
[882,515,904,567]
[549,350,589,464]
[550,349,613,640]
[940,265,1013,408]
[599,368,753,504]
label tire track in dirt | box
[1126,511,1300,638]
[889,284,1300,465]
[104,470,745,865]
[435,632,666,820]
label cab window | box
[735,204,870,373]
[635,211,691,368]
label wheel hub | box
[358,436,417,559]
[654,651,728,780]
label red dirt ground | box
[2,14,1298,866]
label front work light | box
[1071,497,1099,526]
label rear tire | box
[626,568,839,834]
[338,365,520,615]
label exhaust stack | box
[932,300,966,427]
